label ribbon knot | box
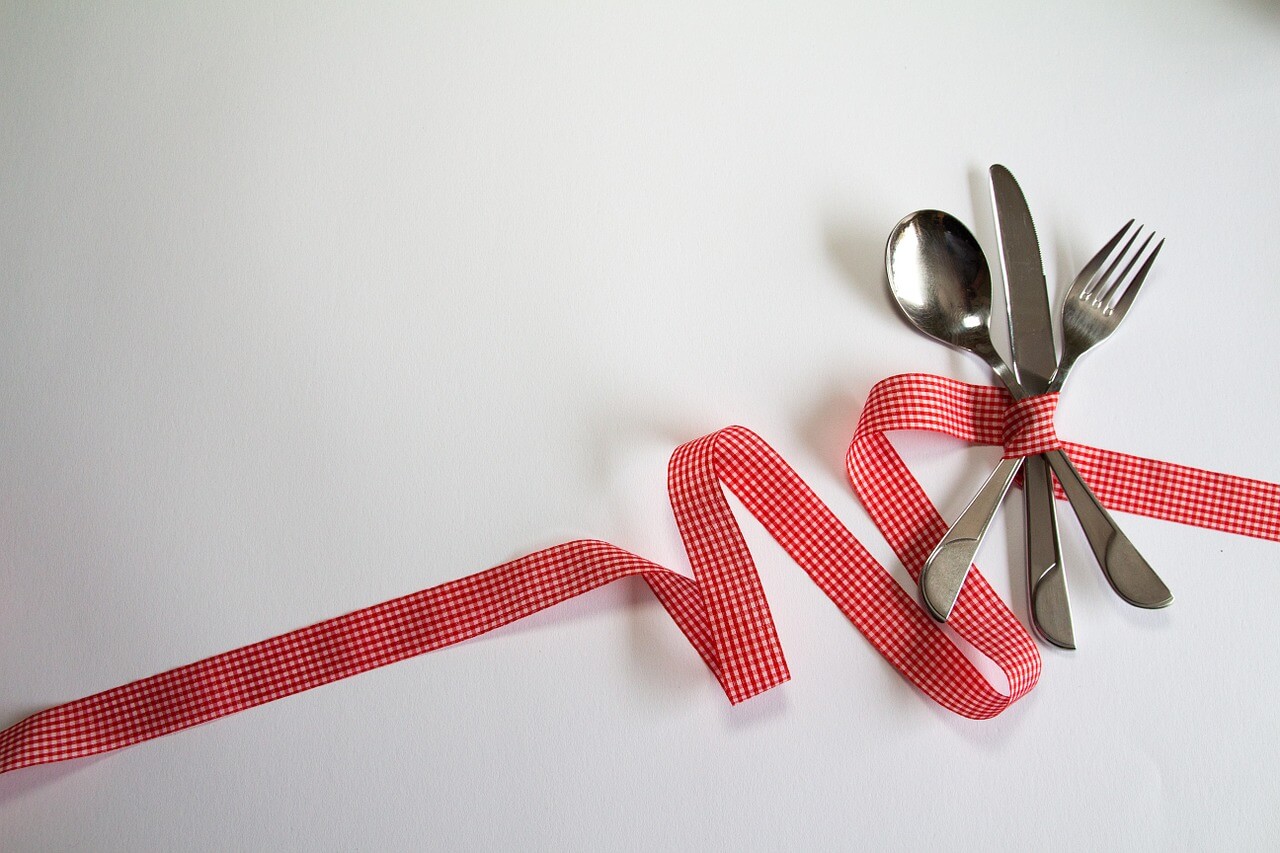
[1001,393,1062,458]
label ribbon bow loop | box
[1001,393,1062,458]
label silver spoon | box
[884,210,1172,622]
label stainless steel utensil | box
[1054,224,1161,390]
[884,211,1173,622]
[990,164,1071,649]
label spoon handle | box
[920,456,1022,621]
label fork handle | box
[1043,449,1173,609]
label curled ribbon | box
[2,373,1277,775]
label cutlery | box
[1045,222,1172,610]
[990,164,1072,649]
[884,211,1173,622]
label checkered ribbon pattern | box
[3,373,1277,776]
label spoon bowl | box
[885,210,1013,387]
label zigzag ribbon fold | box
[3,373,1276,775]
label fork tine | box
[1064,219,1136,302]
[1089,225,1144,303]
[1109,237,1163,319]
[1068,219,1134,303]
[1097,232,1155,307]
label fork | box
[1035,221,1171,609]
[921,221,1172,623]
[1048,220,1162,391]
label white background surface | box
[3,2,1279,850]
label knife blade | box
[990,164,1075,649]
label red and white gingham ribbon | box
[3,373,1277,775]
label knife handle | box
[1043,449,1173,609]
[1023,454,1074,648]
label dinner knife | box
[990,164,1075,649]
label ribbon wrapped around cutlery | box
[2,372,1277,776]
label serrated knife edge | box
[990,164,1056,391]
